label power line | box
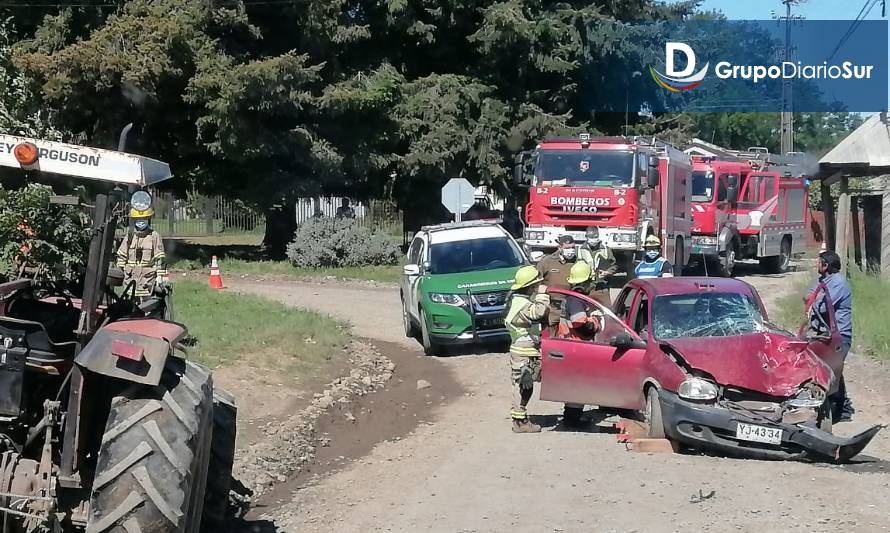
[0,0,297,7]
[827,0,880,61]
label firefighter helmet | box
[567,261,593,285]
[644,235,661,248]
[511,265,543,291]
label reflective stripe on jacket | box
[635,257,670,279]
[505,293,550,357]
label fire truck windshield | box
[692,170,714,202]
[535,150,634,187]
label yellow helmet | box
[130,207,154,218]
[567,261,592,285]
[644,235,661,248]
[511,265,543,291]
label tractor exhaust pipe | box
[118,123,134,152]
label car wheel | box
[645,387,666,439]
[402,294,418,338]
[719,242,736,278]
[563,405,584,427]
[420,308,438,357]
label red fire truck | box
[514,134,692,275]
[687,151,809,276]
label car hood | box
[662,332,832,397]
[423,266,519,294]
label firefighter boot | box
[512,418,542,433]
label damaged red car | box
[539,277,881,462]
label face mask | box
[560,247,576,260]
[134,220,149,232]
[645,250,659,261]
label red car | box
[540,277,881,461]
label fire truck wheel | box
[719,243,737,277]
[201,387,237,530]
[673,238,685,276]
[760,236,792,274]
[87,359,213,533]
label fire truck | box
[686,146,809,276]
[513,134,692,276]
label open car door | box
[540,288,646,410]
[799,283,845,386]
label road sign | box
[441,178,475,222]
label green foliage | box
[0,184,89,281]
[286,217,400,268]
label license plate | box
[476,317,504,329]
[735,422,782,445]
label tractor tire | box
[201,387,237,530]
[86,359,214,533]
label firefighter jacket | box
[505,292,550,358]
[116,230,167,297]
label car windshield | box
[429,237,524,274]
[653,292,767,339]
[535,150,635,187]
[692,170,714,202]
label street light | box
[625,71,642,135]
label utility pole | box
[774,1,805,156]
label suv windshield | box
[535,150,635,187]
[692,170,714,202]
[429,237,524,274]
[653,292,767,339]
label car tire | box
[402,294,419,338]
[760,236,792,274]
[419,308,439,357]
[719,241,737,278]
[563,405,584,427]
[645,387,666,439]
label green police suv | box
[400,220,527,356]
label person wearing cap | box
[578,227,617,304]
[634,235,673,279]
[505,265,551,433]
[537,234,581,327]
[116,203,167,300]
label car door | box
[403,236,424,322]
[799,283,844,379]
[540,289,647,409]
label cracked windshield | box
[653,292,768,339]
[429,237,524,275]
[535,150,635,187]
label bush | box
[286,217,401,268]
[0,184,90,281]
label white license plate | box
[735,422,782,445]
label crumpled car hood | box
[663,332,832,397]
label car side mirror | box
[403,264,420,276]
[513,151,531,188]
[610,332,646,350]
[726,185,738,204]
[646,171,659,189]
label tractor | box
[0,131,236,532]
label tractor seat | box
[2,299,80,362]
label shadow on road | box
[531,408,624,434]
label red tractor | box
[0,132,236,532]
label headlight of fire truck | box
[611,233,637,244]
[131,190,153,211]
[430,293,467,307]
[525,230,545,241]
[678,378,718,401]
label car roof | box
[425,225,509,244]
[627,276,758,298]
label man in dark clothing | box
[335,198,355,218]
[536,234,580,326]
[807,250,855,422]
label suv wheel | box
[419,308,439,356]
[402,294,418,338]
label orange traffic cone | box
[209,256,225,289]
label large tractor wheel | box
[87,359,213,533]
[201,387,238,529]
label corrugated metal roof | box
[819,113,890,172]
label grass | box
[171,257,403,284]
[173,279,349,372]
[774,271,890,361]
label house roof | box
[819,113,890,176]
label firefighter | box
[634,235,673,279]
[537,234,581,326]
[116,202,168,300]
[557,261,603,341]
[506,265,550,433]
[578,227,617,305]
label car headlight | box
[429,293,466,306]
[678,378,718,401]
[787,383,826,409]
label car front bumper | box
[657,389,881,462]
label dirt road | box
[229,271,890,533]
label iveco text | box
[714,61,874,83]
